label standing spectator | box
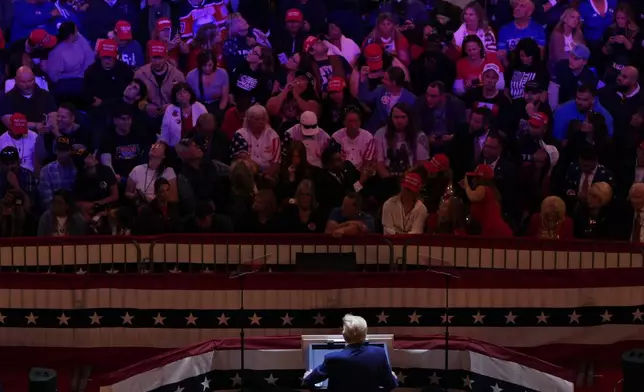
[37,189,86,236]
[134,41,186,119]
[271,8,307,60]
[453,2,497,53]
[331,107,375,171]
[497,0,546,66]
[84,39,134,114]
[325,192,375,236]
[454,35,504,96]
[463,163,514,237]
[548,8,585,71]
[505,38,548,100]
[359,66,415,133]
[0,114,39,173]
[114,20,144,68]
[46,22,95,103]
[10,0,59,43]
[81,0,139,44]
[600,4,639,85]
[548,44,597,109]
[417,81,466,156]
[378,0,429,27]
[363,13,410,66]
[187,51,230,112]
[38,136,77,207]
[449,107,492,181]
[381,172,428,234]
[481,133,518,225]
[159,82,208,147]
[138,0,171,44]
[1,67,57,131]
[578,0,617,54]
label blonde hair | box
[461,2,489,30]
[541,196,566,219]
[554,8,582,34]
[243,104,269,129]
[589,182,612,207]
[342,314,367,344]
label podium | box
[301,335,394,389]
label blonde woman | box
[453,2,497,53]
[548,8,586,71]
[601,3,639,84]
[573,182,614,239]
[526,196,573,239]
[362,13,410,66]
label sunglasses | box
[301,123,318,129]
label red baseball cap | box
[10,114,28,135]
[148,40,167,58]
[99,39,118,58]
[156,18,172,31]
[423,154,450,174]
[364,44,383,71]
[328,77,346,93]
[303,35,319,53]
[285,8,303,22]
[402,173,423,193]
[115,20,133,40]
[528,112,549,128]
[29,29,57,49]
[466,164,495,180]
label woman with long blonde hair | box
[601,3,639,84]
[362,13,410,66]
[548,8,586,70]
[526,196,574,239]
[453,2,497,53]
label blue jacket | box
[10,0,58,43]
[80,0,138,44]
[304,343,398,392]
[552,99,614,140]
[359,82,416,133]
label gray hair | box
[342,314,367,344]
[243,104,269,129]
[295,179,318,209]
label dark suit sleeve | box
[304,356,330,387]
[379,351,398,391]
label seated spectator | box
[184,200,234,233]
[270,8,307,61]
[125,142,177,204]
[331,106,375,170]
[374,103,429,180]
[301,35,347,95]
[99,104,152,184]
[231,45,274,106]
[0,113,39,173]
[563,110,614,169]
[222,14,256,73]
[481,133,518,225]
[600,4,639,85]
[38,136,76,208]
[316,144,365,212]
[46,22,95,102]
[159,82,208,147]
[278,179,327,233]
[426,182,467,235]
[36,103,92,164]
[548,45,597,110]
[113,20,144,68]
[283,111,330,168]
[453,2,497,53]
[10,1,57,44]
[185,23,224,73]
[134,41,186,120]
[84,39,134,114]
[266,70,321,122]
[73,150,118,222]
[526,196,573,239]
[359,66,415,132]
[237,188,278,233]
[378,0,428,27]
[507,80,550,138]
[505,38,548,100]
[37,189,86,236]
[454,35,503,96]
[323,19,361,68]
[408,32,455,95]
[148,18,185,68]
[230,104,281,181]
[449,107,492,181]
[382,172,428,234]
[463,64,512,131]
[599,66,642,132]
[496,0,546,66]
[350,43,409,97]
[564,146,614,211]
[573,181,615,239]
[548,8,585,71]
[462,163,513,237]
[421,154,453,213]
[363,13,410,66]
[134,178,182,234]
[278,139,318,202]
[0,146,38,218]
[186,51,230,113]
[578,0,617,55]
[185,113,230,164]
[319,77,361,134]
[553,84,613,141]
[417,81,466,155]
[325,192,375,237]
[4,46,50,93]
[624,183,644,242]
[1,66,57,132]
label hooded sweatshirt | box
[46,35,95,83]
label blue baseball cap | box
[571,44,590,61]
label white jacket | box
[159,102,208,147]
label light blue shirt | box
[552,99,614,140]
[497,20,546,51]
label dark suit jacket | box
[448,125,481,181]
[304,343,398,392]
[315,161,362,212]
[492,157,519,227]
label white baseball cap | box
[300,111,320,136]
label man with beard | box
[599,66,643,133]
[84,39,133,114]
[553,84,613,141]
[35,103,93,164]
[1,66,57,131]
[448,106,492,181]
[73,149,118,222]
[38,136,77,207]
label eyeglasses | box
[301,123,318,129]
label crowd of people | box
[0,0,644,239]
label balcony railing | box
[0,234,642,273]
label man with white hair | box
[303,314,398,391]
[627,183,644,242]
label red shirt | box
[456,53,503,83]
[185,44,225,73]
[469,186,513,237]
[221,107,244,140]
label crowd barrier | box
[1,234,643,272]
